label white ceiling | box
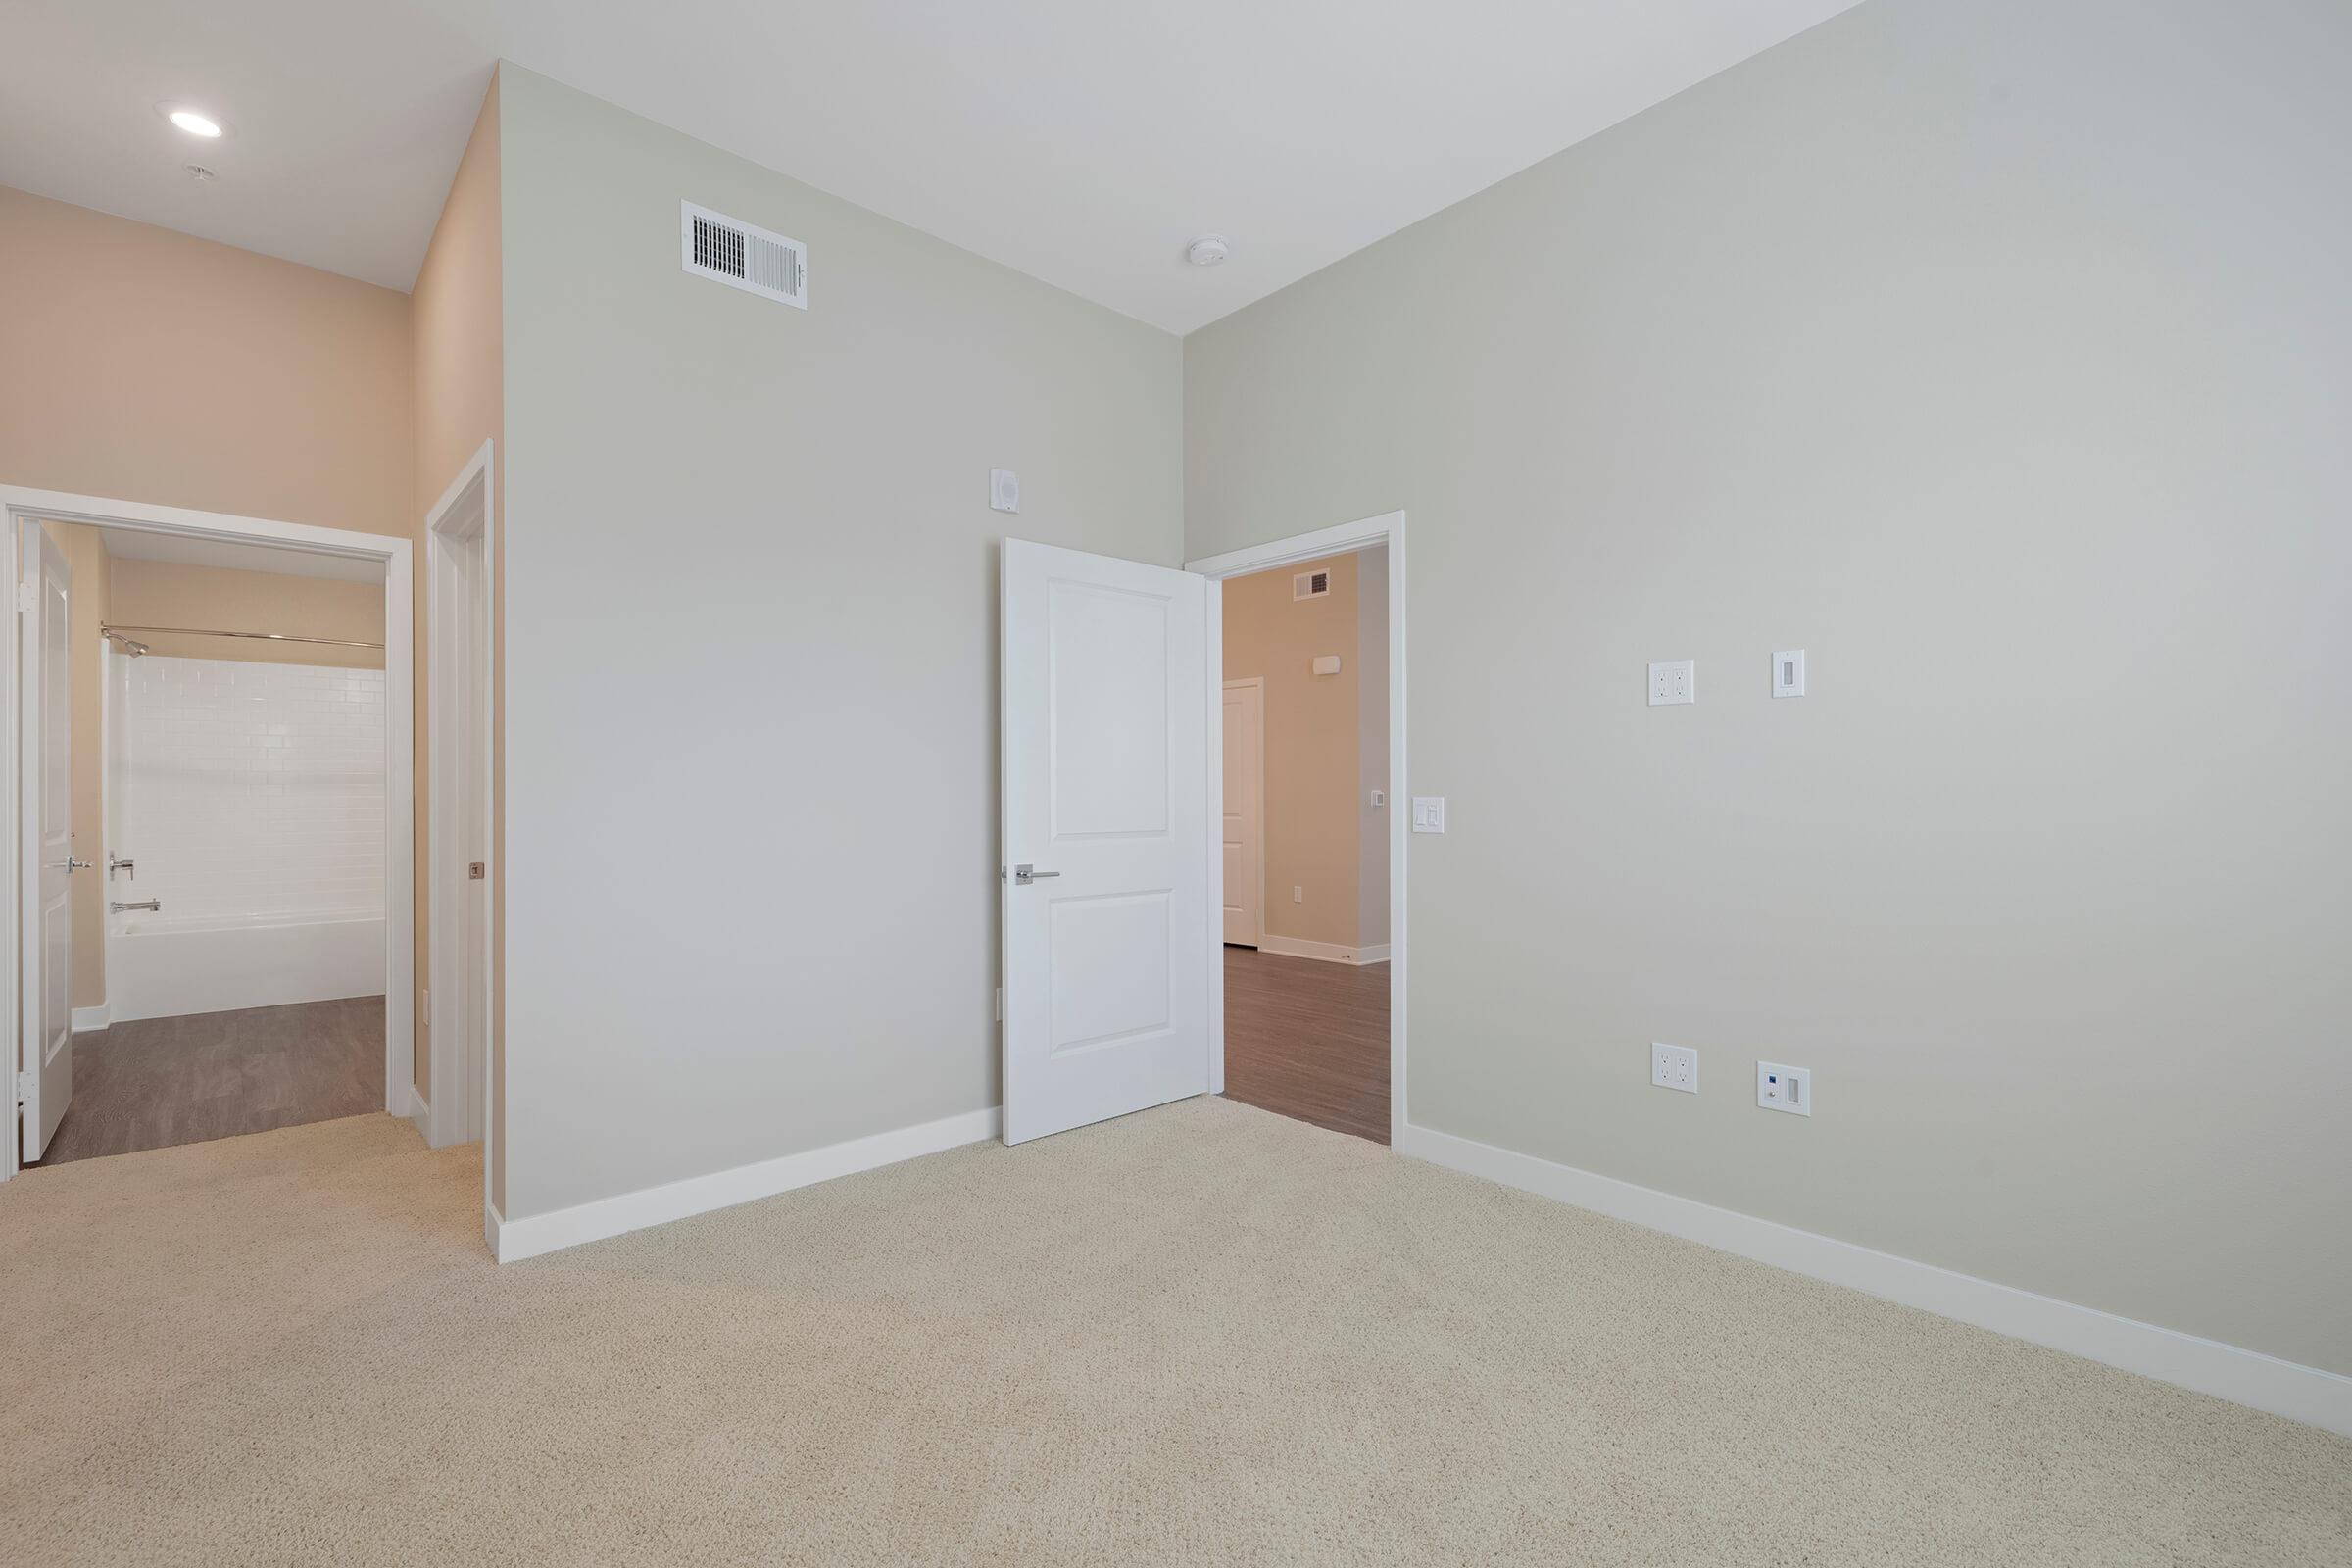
[1,1,1858,333]
[98,525,384,583]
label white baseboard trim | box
[493,1105,1004,1265]
[1257,934,1375,965]
[1396,1121,2352,1437]
[404,1084,431,1141]
[1353,943,1391,965]
[71,1003,110,1033]
[484,1200,505,1258]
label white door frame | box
[1188,511,1406,1139]
[424,441,495,1161]
[1220,676,1266,950]
[0,485,415,1184]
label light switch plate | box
[1772,649,1806,698]
[1411,796,1446,833]
[1757,1060,1811,1115]
[1652,1042,1698,1093]
[1648,659,1695,706]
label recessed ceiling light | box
[164,107,224,138]
[1187,234,1232,268]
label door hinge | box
[16,581,34,612]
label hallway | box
[1221,946,1390,1144]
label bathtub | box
[106,909,386,1023]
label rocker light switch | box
[1411,796,1446,833]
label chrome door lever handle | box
[1012,864,1060,884]
[64,857,92,872]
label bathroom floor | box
[30,996,384,1167]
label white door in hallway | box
[19,527,74,1159]
[1001,538,1210,1145]
[1221,678,1263,946]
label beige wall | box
[1356,545,1390,951]
[1185,0,2352,1375]
[498,66,1182,1220]
[43,524,111,1010]
[0,186,413,536]
[107,558,385,670]
[411,74,504,1130]
[1224,553,1367,950]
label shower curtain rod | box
[101,622,385,652]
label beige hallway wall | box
[0,186,413,536]
[410,72,504,1133]
[1224,553,1366,951]
[1185,0,2352,1375]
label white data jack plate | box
[1651,1042,1698,1094]
[1757,1060,1811,1115]
[1648,659,1695,706]
[1772,649,1806,698]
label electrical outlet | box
[1648,659,1695,706]
[1651,1042,1698,1094]
[1757,1061,1812,1116]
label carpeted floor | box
[2,1099,2345,1565]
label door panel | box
[21,527,74,1159]
[1221,681,1263,946]
[1003,539,1208,1145]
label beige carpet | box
[2,1100,2345,1565]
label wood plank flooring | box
[31,996,385,1167]
[1222,946,1390,1144]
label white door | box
[1002,538,1210,1145]
[1221,679,1263,946]
[20,527,75,1159]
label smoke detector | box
[1186,234,1231,267]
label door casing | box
[425,441,496,1190]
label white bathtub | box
[107,909,386,1023]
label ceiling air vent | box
[1292,568,1333,601]
[680,200,807,309]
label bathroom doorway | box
[3,487,414,1180]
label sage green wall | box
[1184,0,2352,1373]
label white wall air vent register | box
[680,200,807,309]
[1293,568,1332,601]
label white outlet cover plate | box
[1772,649,1806,698]
[1648,659,1695,706]
[1651,1042,1698,1093]
[1757,1060,1812,1115]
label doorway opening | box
[2,488,414,1183]
[1193,513,1405,1147]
